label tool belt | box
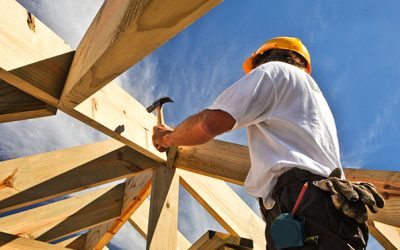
[260,168,369,250]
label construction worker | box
[152,37,384,249]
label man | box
[152,37,371,249]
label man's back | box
[210,61,341,208]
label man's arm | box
[152,109,235,151]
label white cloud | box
[0,111,106,159]
[346,86,400,166]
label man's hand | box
[152,125,173,152]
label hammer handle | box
[156,106,164,126]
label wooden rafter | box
[60,0,223,108]
[368,221,400,250]
[0,0,165,161]
[147,166,180,250]
[0,139,158,213]
[0,0,71,71]
[0,232,68,250]
[0,79,56,123]
[84,172,152,250]
[128,198,191,250]
[175,140,249,185]
[0,184,124,242]
[179,169,265,249]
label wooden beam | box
[0,79,56,123]
[1,60,165,162]
[0,184,124,242]
[84,171,153,250]
[0,0,71,71]
[60,0,223,108]
[188,230,253,250]
[368,221,400,250]
[56,235,110,250]
[178,169,265,249]
[368,197,400,228]
[344,168,400,199]
[147,166,180,250]
[1,0,165,161]
[0,232,69,250]
[72,82,165,161]
[128,198,191,250]
[0,139,159,213]
[175,140,250,185]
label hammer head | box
[146,96,174,113]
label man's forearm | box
[163,109,235,147]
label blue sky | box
[2,0,399,249]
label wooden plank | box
[128,198,191,250]
[0,0,71,71]
[1,58,165,162]
[368,197,400,228]
[0,79,56,123]
[344,168,400,198]
[10,51,75,102]
[84,172,153,250]
[368,221,400,250]
[147,166,180,250]
[84,221,114,250]
[72,82,165,161]
[60,0,223,108]
[188,230,253,250]
[0,139,159,213]
[175,140,250,185]
[178,169,265,249]
[0,0,166,161]
[0,184,124,242]
[0,232,69,250]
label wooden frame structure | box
[0,1,399,249]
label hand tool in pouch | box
[270,182,310,248]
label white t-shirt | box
[208,61,341,209]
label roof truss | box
[1,0,398,249]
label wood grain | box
[147,166,180,250]
[175,140,250,185]
[0,0,71,71]
[0,184,124,242]
[84,171,153,250]
[60,0,223,108]
[0,0,166,161]
[368,221,400,250]
[0,79,56,123]
[128,198,191,250]
[0,232,69,250]
[0,139,159,213]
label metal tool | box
[146,97,174,125]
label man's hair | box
[252,49,308,70]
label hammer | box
[146,97,174,126]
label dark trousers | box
[259,168,368,250]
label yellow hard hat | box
[242,37,312,74]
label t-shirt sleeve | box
[208,68,277,130]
